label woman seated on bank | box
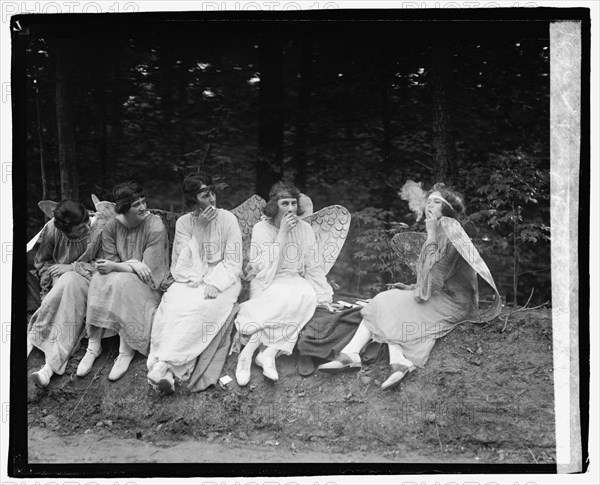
[77,181,170,381]
[146,175,243,394]
[235,181,333,386]
[28,200,98,387]
[318,184,501,390]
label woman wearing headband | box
[77,181,170,382]
[234,181,333,386]
[318,183,501,390]
[146,175,243,394]
[27,199,98,387]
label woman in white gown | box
[147,175,243,394]
[235,181,333,385]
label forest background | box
[19,13,551,306]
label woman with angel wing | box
[146,175,243,394]
[318,184,502,390]
[77,181,170,382]
[234,181,334,386]
[27,200,100,387]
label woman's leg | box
[388,343,415,367]
[76,327,103,377]
[108,334,136,381]
[340,321,373,362]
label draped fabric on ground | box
[147,210,243,384]
[360,217,501,367]
[28,220,101,374]
[86,214,169,355]
[235,218,333,355]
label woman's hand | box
[95,259,118,275]
[48,264,72,279]
[128,261,153,284]
[386,282,414,290]
[195,205,218,230]
[317,302,335,312]
[279,213,298,234]
[425,209,438,238]
[204,284,218,299]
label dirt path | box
[27,309,555,465]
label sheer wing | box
[91,194,116,220]
[301,205,351,275]
[231,194,266,267]
[391,231,427,277]
[148,209,180,255]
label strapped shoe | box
[380,363,416,391]
[317,352,362,374]
[76,347,103,377]
[108,352,135,381]
[235,355,252,387]
[30,364,53,388]
[255,351,279,382]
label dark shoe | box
[381,363,416,390]
[297,355,315,377]
[317,353,362,374]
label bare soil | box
[27,308,555,465]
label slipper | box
[360,341,382,364]
[297,355,315,377]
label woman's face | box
[196,188,216,211]
[125,197,148,223]
[67,221,91,239]
[277,198,298,219]
[425,191,445,220]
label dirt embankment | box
[27,308,555,464]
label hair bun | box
[433,182,446,190]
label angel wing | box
[301,205,351,275]
[91,193,116,220]
[390,231,427,278]
[231,194,266,266]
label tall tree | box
[293,39,313,192]
[256,37,284,198]
[430,38,457,184]
[55,39,79,200]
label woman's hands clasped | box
[48,263,73,279]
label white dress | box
[235,218,333,355]
[147,210,243,380]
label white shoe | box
[108,352,135,381]
[76,347,103,377]
[235,355,252,387]
[31,364,53,388]
[147,361,169,385]
[255,351,279,381]
[317,352,362,374]
[381,364,416,391]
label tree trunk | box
[256,38,284,198]
[55,40,79,200]
[34,78,48,202]
[430,38,457,184]
[293,39,312,192]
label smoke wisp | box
[399,180,427,221]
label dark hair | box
[53,199,89,234]
[113,181,145,214]
[263,181,305,218]
[182,174,214,210]
[428,183,466,219]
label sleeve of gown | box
[415,235,455,302]
[101,220,122,262]
[302,225,334,304]
[141,217,170,290]
[204,214,243,292]
[33,223,56,300]
[249,222,280,289]
[170,216,191,275]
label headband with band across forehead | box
[115,191,145,208]
[428,194,453,209]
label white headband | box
[427,195,453,209]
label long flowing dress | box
[147,210,243,381]
[235,218,333,355]
[27,220,101,374]
[360,217,501,367]
[85,214,169,355]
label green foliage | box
[463,150,550,306]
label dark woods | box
[20,16,550,306]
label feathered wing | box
[301,205,351,275]
[231,195,266,269]
[391,231,428,278]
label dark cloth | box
[297,305,363,360]
[187,305,239,392]
[27,270,41,313]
